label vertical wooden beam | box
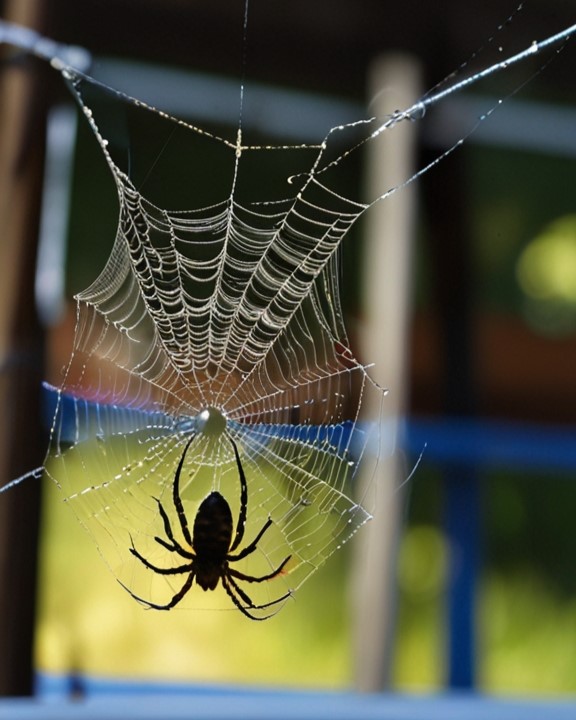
[353,54,421,692]
[0,0,48,697]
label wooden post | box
[353,54,421,691]
[0,0,48,696]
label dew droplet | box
[408,102,426,121]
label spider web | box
[2,11,575,617]
[37,61,390,616]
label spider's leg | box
[154,536,178,552]
[221,575,267,620]
[223,573,256,607]
[222,574,292,620]
[155,497,177,543]
[228,517,273,561]
[228,435,248,553]
[228,554,291,583]
[227,573,292,611]
[172,433,196,546]
[153,497,194,559]
[118,571,195,611]
[153,498,178,550]
[228,554,292,583]
[129,540,194,575]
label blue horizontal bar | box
[406,417,576,473]
[8,673,575,720]
[42,384,576,472]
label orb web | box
[39,64,388,615]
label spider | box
[123,432,292,620]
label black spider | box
[123,433,292,620]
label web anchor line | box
[0,17,574,141]
[0,467,43,493]
[415,22,576,118]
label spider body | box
[123,433,292,619]
[192,491,234,591]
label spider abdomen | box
[193,491,234,591]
